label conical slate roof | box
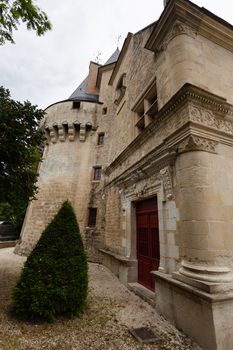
[104,47,120,65]
[69,76,98,102]
[69,48,120,102]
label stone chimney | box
[86,62,100,96]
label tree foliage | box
[0,0,51,45]
[12,201,88,322]
[0,86,44,227]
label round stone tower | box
[15,61,103,256]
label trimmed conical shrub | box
[12,201,88,321]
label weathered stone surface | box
[15,1,233,349]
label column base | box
[153,271,233,350]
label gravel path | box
[0,248,201,350]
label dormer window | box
[115,73,126,105]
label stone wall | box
[16,100,101,256]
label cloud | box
[0,0,232,109]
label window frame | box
[93,166,102,181]
[97,133,105,145]
[88,208,97,227]
[72,101,80,109]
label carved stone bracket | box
[177,135,218,154]
[68,124,75,141]
[159,166,174,201]
[43,122,92,143]
[156,20,197,57]
[189,104,233,134]
[44,126,50,145]
[79,124,86,142]
[58,124,65,142]
[49,127,57,144]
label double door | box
[136,197,160,291]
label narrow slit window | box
[102,107,107,115]
[93,167,101,181]
[97,133,105,145]
[88,208,97,227]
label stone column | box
[175,147,233,286]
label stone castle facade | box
[16,1,233,349]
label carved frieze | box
[123,165,174,202]
[124,175,160,200]
[189,104,233,135]
[177,135,218,154]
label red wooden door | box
[136,197,160,291]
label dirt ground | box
[0,248,201,350]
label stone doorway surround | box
[120,167,179,288]
[136,196,160,291]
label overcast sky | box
[0,0,232,109]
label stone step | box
[0,235,18,241]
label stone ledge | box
[0,240,17,249]
[154,270,233,350]
[173,271,233,294]
[153,271,233,302]
[99,248,137,266]
[128,282,155,307]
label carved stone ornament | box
[58,124,65,142]
[177,135,218,154]
[68,123,75,141]
[49,127,57,144]
[159,166,174,201]
[157,20,197,55]
[189,104,233,135]
[79,124,86,142]
[42,121,94,144]
[124,175,160,200]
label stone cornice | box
[104,83,233,178]
[145,0,233,55]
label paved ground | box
[0,248,201,350]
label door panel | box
[136,197,160,291]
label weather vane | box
[116,35,122,48]
[95,51,102,64]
